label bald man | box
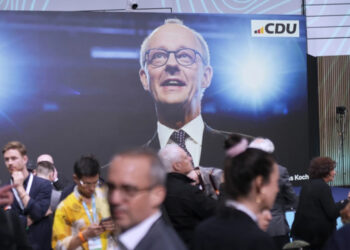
[37,154,67,190]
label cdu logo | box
[251,20,299,37]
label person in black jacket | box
[291,157,349,250]
[0,184,32,250]
[194,136,279,250]
[323,222,350,250]
[3,141,52,250]
[159,144,217,247]
[37,154,69,190]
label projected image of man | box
[139,18,252,168]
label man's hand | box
[100,217,116,232]
[27,216,33,227]
[83,223,104,239]
[12,171,25,187]
[49,167,58,183]
[187,170,199,184]
[0,184,14,206]
[45,207,53,217]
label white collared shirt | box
[117,211,161,250]
[157,115,204,167]
[226,199,258,223]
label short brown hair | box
[2,141,27,156]
[309,157,335,179]
[36,161,55,176]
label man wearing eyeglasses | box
[107,148,187,250]
[139,18,252,169]
[52,155,116,250]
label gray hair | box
[139,18,210,68]
[117,148,167,186]
[158,144,184,173]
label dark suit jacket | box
[0,208,32,250]
[59,182,75,202]
[134,217,187,250]
[267,165,298,236]
[52,177,69,191]
[323,224,350,250]
[146,123,253,169]
[164,173,217,247]
[291,179,348,249]
[194,206,277,250]
[11,175,52,250]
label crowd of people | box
[1,138,350,250]
[1,18,350,250]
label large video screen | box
[0,11,308,183]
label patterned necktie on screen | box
[171,130,191,156]
[170,130,194,166]
[171,130,205,190]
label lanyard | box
[82,195,98,224]
[11,173,33,210]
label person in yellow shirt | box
[52,155,116,250]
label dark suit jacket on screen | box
[193,206,277,250]
[291,178,348,249]
[134,217,187,250]
[146,123,253,168]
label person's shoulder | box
[143,131,159,149]
[278,165,291,181]
[33,175,52,189]
[204,123,254,141]
[166,172,193,185]
[304,179,329,194]
[311,178,328,187]
[137,217,187,250]
[57,191,78,209]
[323,224,350,250]
[195,214,224,234]
[152,216,179,234]
[33,175,51,184]
[278,165,287,172]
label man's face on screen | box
[139,23,212,111]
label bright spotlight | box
[218,44,289,113]
[238,58,271,101]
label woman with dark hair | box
[291,157,349,250]
[193,137,279,250]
